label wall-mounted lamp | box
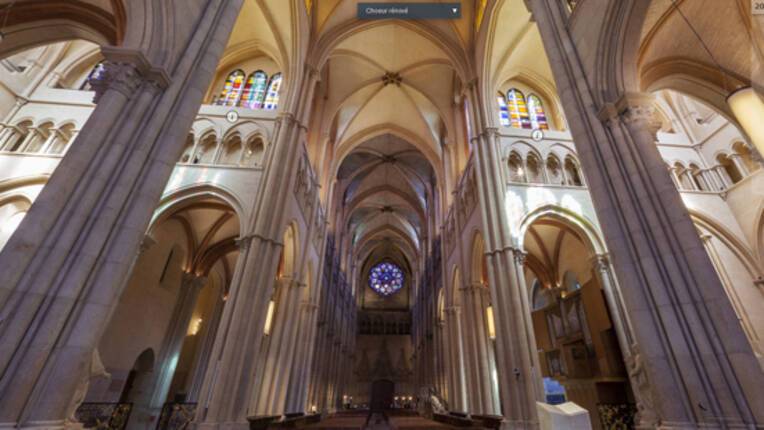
[486,306,496,340]
[263,299,275,335]
[189,317,203,336]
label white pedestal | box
[537,402,592,430]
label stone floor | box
[304,411,457,430]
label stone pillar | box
[186,289,226,403]
[713,166,732,189]
[444,307,468,412]
[0,2,244,427]
[729,154,750,177]
[468,125,543,428]
[196,69,319,429]
[460,283,498,414]
[129,274,206,430]
[252,277,305,415]
[285,301,319,413]
[530,1,764,426]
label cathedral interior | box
[0,1,763,429]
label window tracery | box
[241,71,268,109]
[264,73,282,110]
[497,92,510,127]
[507,88,531,129]
[527,94,549,130]
[216,70,246,107]
[369,262,404,296]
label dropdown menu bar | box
[358,3,462,19]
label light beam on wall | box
[728,87,764,156]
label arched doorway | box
[83,194,241,429]
[120,349,155,403]
[521,214,635,430]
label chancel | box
[0,1,762,430]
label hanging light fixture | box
[727,87,764,155]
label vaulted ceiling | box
[336,135,435,307]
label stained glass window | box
[216,70,246,106]
[80,61,106,90]
[369,262,404,296]
[507,88,531,129]
[240,71,268,109]
[264,73,282,110]
[497,93,510,127]
[527,94,549,130]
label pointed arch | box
[470,230,486,285]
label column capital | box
[444,306,461,315]
[90,49,170,103]
[590,254,610,272]
[512,248,528,265]
[301,301,319,311]
[182,272,207,289]
[461,282,489,294]
[598,92,661,136]
[235,234,254,251]
[139,234,157,254]
[479,127,500,140]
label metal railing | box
[75,402,133,430]
[155,402,198,430]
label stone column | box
[444,307,468,412]
[530,1,764,426]
[252,277,305,415]
[186,290,226,403]
[713,166,732,189]
[0,2,244,426]
[285,301,319,413]
[129,274,206,430]
[468,124,543,428]
[460,283,497,414]
[729,154,750,177]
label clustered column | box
[444,307,468,412]
[459,283,498,415]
